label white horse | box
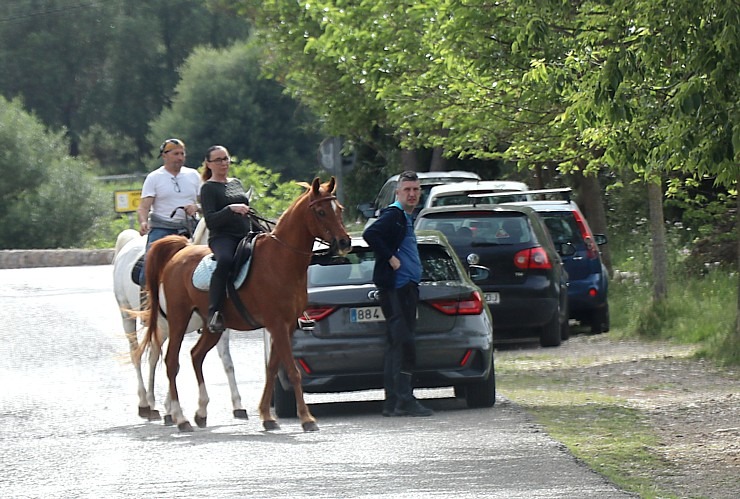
[113,219,247,423]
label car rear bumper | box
[283,334,493,393]
[567,274,608,312]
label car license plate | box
[485,292,500,305]
[350,306,385,323]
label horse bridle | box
[268,194,341,256]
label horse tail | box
[136,235,189,360]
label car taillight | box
[513,247,552,269]
[428,291,484,315]
[302,305,336,321]
[572,210,599,259]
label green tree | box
[0,97,109,249]
[149,42,322,181]
[0,0,251,169]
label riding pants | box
[208,235,241,319]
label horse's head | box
[303,177,351,256]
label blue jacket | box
[362,205,407,289]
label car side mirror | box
[469,264,490,282]
[593,234,607,245]
[559,243,577,256]
[357,202,377,219]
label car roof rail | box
[467,187,572,205]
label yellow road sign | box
[114,190,142,213]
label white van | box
[424,180,533,208]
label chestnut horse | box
[136,177,350,432]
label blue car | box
[506,192,609,334]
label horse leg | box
[144,335,162,421]
[275,334,318,432]
[190,330,222,428]
[215,329,248,419]
[124,320,152,419]
[164,329,191,432]
[258,343,282,431]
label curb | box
[0,249,115,269]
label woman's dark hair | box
[201,145,228,181]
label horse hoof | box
[148,409,161,421]
[194,414,207,428]
[263,420,280,431]
[233,409,248,420]
[178,422,194,432]
[138,406,150,419]
[302,421,319,432]
[164,415,175,426]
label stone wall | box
[0,249,115,269]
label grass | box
[494,249,738,498]
[497,361,681,499]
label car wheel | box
[465,358,496,408]
[454,385,466,399]
[561,317,570,341]
[540,310,562,347]
[590,303,610,334]
[273,378,297,418]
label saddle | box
[192,231,261,291]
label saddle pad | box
[192,253,251,291]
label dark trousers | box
[379,282,419,406]
[208,235,241,318]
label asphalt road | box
[0,265,636,498]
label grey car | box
[267,232,495,418]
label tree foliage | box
[149,42,322,181]
[0,97,108,249]
[0,0,251,170]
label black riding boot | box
[207,270,228,334]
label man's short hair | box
[398,171,419,182]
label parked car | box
[267,232,496,418]
[503,188,609,333]
[358,170,481,226]
[425,180,533,208]
[415,204,570,347]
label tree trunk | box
[736,172,740,339]
[648,179,668,301]
[577,172,612,276]
[400,150,419,171]
[429,146,448,171]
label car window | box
[432,192,529,207]
[309,250,375,287]
[308,245,459,287]
[538,213,583,245]
[419,244,459,282]
[417,214,532,245]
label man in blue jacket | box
[363,171,433,417]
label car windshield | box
[417,214,532,246]
[308,245,459,287]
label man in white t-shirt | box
[137,138,201,284]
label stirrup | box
[208,311,224,334]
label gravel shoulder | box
[495,333,740,499]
